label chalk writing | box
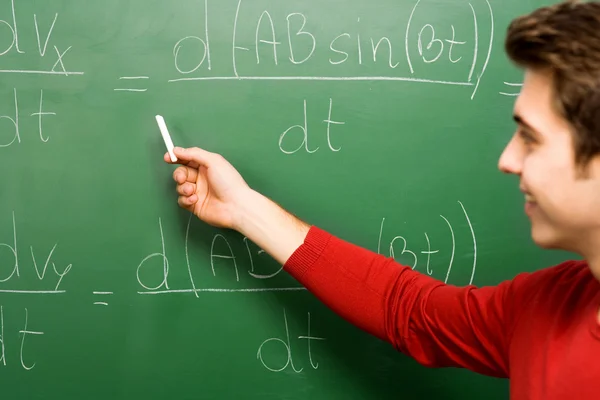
[440,215,455,284]
[371,35,399,68]
[255,10,279,65]
[0,0,24,55]
[136,218,171,291]
[257,309,325,372]
[0,89,20,147]
[208,233,289,281]
[139,199,478,296]
[286,13,316,65]
[416,24,466,64]
[0,4,82,76]
[169,0,495,99]
[114,76,150,92]
[138,216,303,295]
[30,89,56,143]
[19,308,43,370]
[232,0,248,77]
[50,45,72,75]
[0,307,44,370]
[500,81,522,97]
[0,306,4,366]
[378,200,477,285]
[92,292,113,306]
[0,89,63,147]
[33,13,57,57]
[279,98,345,154]
[211,233,240,281]
[0,212,72,293]
[244,237,282,279]
[279,99,316,155]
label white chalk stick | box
[155,115,177,162]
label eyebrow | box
[513,114,538,133]
[513,114,541,142]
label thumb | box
[172,146,213,167]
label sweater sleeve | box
[283,225,527,378]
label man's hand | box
[164,146,250,230]
[164,146,310,265]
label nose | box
[498,134,523,175]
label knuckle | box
[180,183,193,195]
[173,166,184,179]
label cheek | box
[522,154,569,205]
[523,152,592,225]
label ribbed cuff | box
[283,225,331,280]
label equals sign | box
[499,81,522,97]
[115,76,149,92]
[93,291,113,306]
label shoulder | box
[511,260,597,309]
[519,260,592,288]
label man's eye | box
[518,129,536,145]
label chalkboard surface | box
[0,0,571,398]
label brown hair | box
[505,0,600,167]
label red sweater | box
[284,226,600,399]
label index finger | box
[163,149,200,169]
[173,147,213,166]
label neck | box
[570,229,600,282]
[579,236,600,325]
[583,236,600,283]
[586,247,600,325]
[584,253,600,283]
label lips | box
[525,200,536,216]
[520,186,535,202]
[520,186,537,216]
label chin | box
[530,225,563,250]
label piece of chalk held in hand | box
[155,114,177,162]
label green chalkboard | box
[0,0,571,398]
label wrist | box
[231,188,267,234]
[230,188,310,265]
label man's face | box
[498,69,600,254]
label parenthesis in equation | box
[440,201,477,285]
[458,200,477,285]
[405,0,423,75]
[439,214,455,284]
[470,0,495,100]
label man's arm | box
[166,146,522,378]
[228,183,510,372]
[165,146,311,265]
[226,187,515,377]
[282,224,519,377]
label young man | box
[164,1,600,398]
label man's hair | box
[505,0,600,167]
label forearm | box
[233,191,406,341]
[282,226,514,376]
[233,189,310,265]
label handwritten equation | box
[0,0,504,379]
[0,0,523,156]
[0,201,478,296]
[0,0,80,74]
[0,0,519,92]
[0,307,43,371]
[167,0,496,100]
[0,199,477,372]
